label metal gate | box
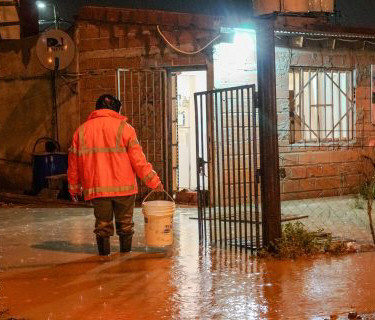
[195,85,262,252]
[116,68,169,200]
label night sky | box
[50,0,375,29]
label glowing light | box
[48,58,53,63]
[36,1,46,9]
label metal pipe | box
[195,93,203,243]
[231,89,238,249]
[215,91,223,245]
[225,89,232,248]
[220,90,228,247]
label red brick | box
[306,165,323,178]
[321,164,339,176]
[330,150,359,163]
[178,13,193,27]
[315,177,341,190]
[344,174,360,187]
[80,58,113,71]
[280,153,299,166]
[282,180,300,193]
[298,151,330,165]
[356,87,367,99]
[80,23,100,39]
[80,38,119,52]
[281,190,322,201]
[99,24,113,38]
[287,166,307,179]
[81,76,116,90]
[106,8,121,22]
[299,178,316,191]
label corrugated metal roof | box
[275,28,375,39]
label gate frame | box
[194,84,262,252]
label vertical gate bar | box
[351,72,354,140]
[145,72,149,168]
[338,72,342,140]
[153,72,156,164]
[324,70,327,139]
[236,88,243,250]
[225,89,232,247]
[330,70,335,143]
[160,72,163,183]
[206,93,213,244]
[220,90,228,247]
[241,88,248,249]
[122,71,126,116]
[316,71,320,141]
[309,70,312,141]
[131,71,134,121]
[252,87,260,250]
[301,70,304,141]
[138,72,142,194]
[247,88,254,253]
[210,92,218,244]
[345,72,350,147]
[200,93,208,243]
[215,91,223,245]
[231,89,238,249]
[194,93,203,243]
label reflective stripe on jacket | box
[67,109,161,201]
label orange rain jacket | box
[67,109,161,201]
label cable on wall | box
[156,25,221,55]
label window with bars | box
[288,68,355,144]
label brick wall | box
[275,45,375,200]
[0,35,79,191]
[77,6,217,121]
[76,6,218,195]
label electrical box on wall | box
[371,65,375,125]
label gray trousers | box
[92,195,136,238]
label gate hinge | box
[255,168,262,183]
[254,92,260,109]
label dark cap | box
[96,94,122,113]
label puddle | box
[0,207,374,319]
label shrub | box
[259,222,347,259]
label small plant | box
[259,222,347,259]
[273,222,323,259]
[352,194,365,210]
[358,178,375,245]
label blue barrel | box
[32,138,68,195]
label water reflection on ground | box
[0,207,374,319]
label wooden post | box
[256,18,282,247]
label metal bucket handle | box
[32,137,60,153]
[143,190,174,204]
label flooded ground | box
[0,207,375,319]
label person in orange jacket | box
[68,94,164,256]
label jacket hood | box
[88,109,128,121]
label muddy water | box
[0,207,374,320]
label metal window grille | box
[289,68,355,144]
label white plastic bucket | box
[142,191,175,247]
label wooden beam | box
[256,18,282,248]
[0,192,93,208]
[0,1,18,6]
[0,21,20,27]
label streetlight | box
[36,1,59,29]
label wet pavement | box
[0,207,375,320]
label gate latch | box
[197,157,208,176]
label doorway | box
[171,70,207,194]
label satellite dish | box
[36,29,75,70]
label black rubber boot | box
[96,236,110,256]
[119,234,132,253]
